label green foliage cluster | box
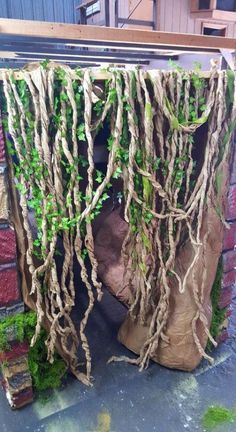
[28,328,67,392]
[5,68,121,263]
[1,63,233,378]
[0,311,67,392]
[168,60,208,127]
[202,405,236,430]
[0,310,37,351]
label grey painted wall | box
[0,0,79,23]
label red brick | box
[0,228,16,264]
[0,266,20,306]
[11,387,33,409]
[0,174,8,221]
[223,250,236,273]
[219,286,233,309]
[0,149,5,164]
[230,145,236,185]
[0,122,6,163]
[223,222,236,251]
[222,269,236,288]
[226,306,232,318]
[226,184,236,220]
[0,342,29,362]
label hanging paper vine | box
[1,63,235,385]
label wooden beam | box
[0,18,236,50]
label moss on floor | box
[202,405,236,430]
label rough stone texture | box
[0,227,16,264]
[0,173,8,221]
[216,329,229,344]
[7,370,32,393]
[0,113,33,409]
[0,302,24,321]
[219,286,233,309]
[3,371,33,409]
[0,117,6,163]
[223,223,236,251]
[226,184,236,221]
[3,355,29,379]
[0,149,5,163]
[226,306,232,318]
[223,250,236,273]
[4,324,19,344]
[9,387,33,410]
[220,140,236,342]
[230,143,236,185]
[0,266,20,306]
[0,342,29,362]
[222,269,236,288]
[0,343,33,409]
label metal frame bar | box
[13,53,149,65]
[115,0,119,27]
[153,0,158,31]
[0,61,100,68]
[0,35,219,53]
[117,18,154,27]
[105,0,110,27]
[0,44,178,61]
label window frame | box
[190,0,236,20]
[201,21,228,36]
[86,1,101,18]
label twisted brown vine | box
[2,63,235,382]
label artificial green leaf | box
[145,102,152,121]
[226,69,235,110]
[215,171,223,196]
[192,115,208,125]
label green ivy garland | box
[0,62,235,384]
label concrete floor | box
[1,292,236,432]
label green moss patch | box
[208,257,227,349]
[28,328,67,392]
[0,311,67,392]
[0,310,37,351]
[202,405,236,430]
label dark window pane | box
[217,0,236,11]
[203,26,226,36]
[199,0,211,9]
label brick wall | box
[0,115,33,409]
[218,138,236,342]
